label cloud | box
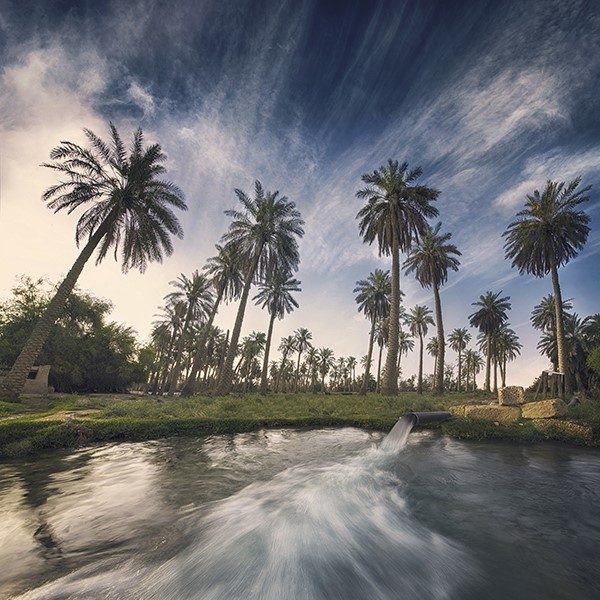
[127,80,156,117]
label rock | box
[531,419,593,443]
[522,399,568,419]
[449,404,468,417]
[464,404,521,423]
[498,386,525,406]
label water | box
[1,428,599,600]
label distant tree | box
[448,327,471,392]
[353,269,392,394]
[293,328,313,392]
[0,277,146,393]
[181,243,243,396]
[254,270,300,393]
[165,271,214,395]
[406,305,434,394]
[469,291,511,392]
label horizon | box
[1,0,599,387]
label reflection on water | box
[1,428,599,599]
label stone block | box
[531,419,592,443]
[522,399,568,419]
[464,404,521,423]
[498,386,525,406]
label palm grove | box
[1,126,598,400]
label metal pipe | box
[405,411,452,426]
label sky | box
[0,0,599,386]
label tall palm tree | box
[181,244,244,396]
[468,291,511,392]
[448,327,471,392]
[276,336,297,392]
[165,271,214,395]
[353,269,392,395]
[254,270,301,393]
[346,356,357,390]
[397,330,415,383]
[317,348,335,391]
[215,181,304,394]
[356,160,439,395]
[293,328,313,392]
[1,125,186,399]
[404,223,461,394]
[406,305,434,394]
[504,178,591,390]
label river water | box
[1,428,599,599]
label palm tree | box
[353,269,392,395]
[215,181,304,394]
[406,305,434,394]
[293,328,313,392]
[165,271,214,395]
[254,270,300,393]
[504,178,591,390]
[305,347,319,391]
[496,326,522,387]
[356,160,439,395]
[1,125,186,399]
[426,337,439,384]
[538,313,590,397]
[346,356,357,390]
[404,223,461,394]
[317,348,335,391]
[397,330,414,383]
[181,244,244,396]
[448,327,471,392]
[375,319,388,392]
[468,291,511,392]
[276,336,297,392]
[464,349,484,392]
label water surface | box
[1,428,599,599]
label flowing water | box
[1,427,599,599]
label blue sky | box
[0,0,599,385]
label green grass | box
[0,391,598,457]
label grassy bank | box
[1,392,599,457]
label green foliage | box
[0,277,148,393]
[587,347,600,375]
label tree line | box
[0,125,597,399]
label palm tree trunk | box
[260,312,276,394]
[181,288,224,396]
[382,226,400,395]
[432,280,445,394]
[502,357,507,387]
[1,218,113,399]
[215,252,261,394]
[167,308,193,396]
[376,344,383,392]
[294,351,302,393]
[418,333,424,394]
[457,349,462,392]
[493,357,498,394]
[550,263,570,394]
[360,319,376,395]
[485,335,491,392]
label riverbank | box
[1,392,599,457]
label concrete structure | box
[0,365,53,395]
